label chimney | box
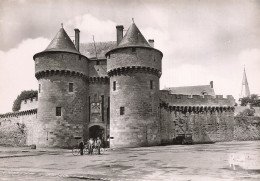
[210,81,213,88]
[116,25,124,45]
[74,28,80,51]
[148,39,154,48]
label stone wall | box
[0,110,37,146]
[159,107,234,144]
[107,48,162,72]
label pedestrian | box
[96,137,102,155]
[79,140,84,155]
[88,138,94,155]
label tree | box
[240,94,260,107]
[12,90,38,112]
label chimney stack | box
[74,28,80,51]
[116,25,124,45]
[210,81,213,88]
[148,39,154,48]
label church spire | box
[240,66,250,98]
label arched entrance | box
[89,125,105,140]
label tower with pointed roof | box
[240,67,250,98]
[33,27,89,147]
[106,23,163,148]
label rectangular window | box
[69,83,73,92]
[56,107,61,116]
[113,81,116,91]
[120,107,125,115]
[39,84,41,93]
[150,80,153,89]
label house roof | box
[117,23,151,48]
[164,85,215,96]
[80,41,116,59]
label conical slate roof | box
[117,23,151,48]
[44,28,80,54]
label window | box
[39,84,41,93]
[56,107,61,116]
[96,61,100,65]
[113,81,116,91]
[69,83,73,92]
[150,80,153,89]
[120,107,125,115]
[132,48,136,52]
[24,99,27,104]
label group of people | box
[79,137,102,155]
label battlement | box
[0,109,37,118]
[159,90,235,107]
[20,97,38,111]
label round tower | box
[33,27,89,147]
[106,23,163,148]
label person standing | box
[88,138,94,155]
[79,140,84,155]
[96,137,102,155]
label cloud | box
[0,38,50,114]
[65,14,117,43]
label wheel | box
[84,148,89,155]
[99,148,105,155]
[93,148,98,155]
[72,147,80,156]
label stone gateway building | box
[0,22,237,148]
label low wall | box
[0,109,37,146]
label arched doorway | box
[89,125,105,140]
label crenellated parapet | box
[89,76,109,84]
[160,90,235,107]
[159,90,235,114]
[0,109,37,118]
[35,70,88,82]
[20,97,38,111]
[107,66,162,78]
[160,102,234,114]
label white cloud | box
[65,14,117,43]
[0,38,50,114]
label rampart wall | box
[159,91,235,144]
[0,109,38,146]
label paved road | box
[0,141,259,180]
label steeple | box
[240,66,250,98]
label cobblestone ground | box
[0,141,259,181]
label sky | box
[0,0,260,114]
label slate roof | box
[80,41,117,59]
[89,65,108,77]
[44,28,80,54]
[117,23,151,48]
[164,85,215,96]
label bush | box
[238,108,255,117]
[12,90,38,112]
